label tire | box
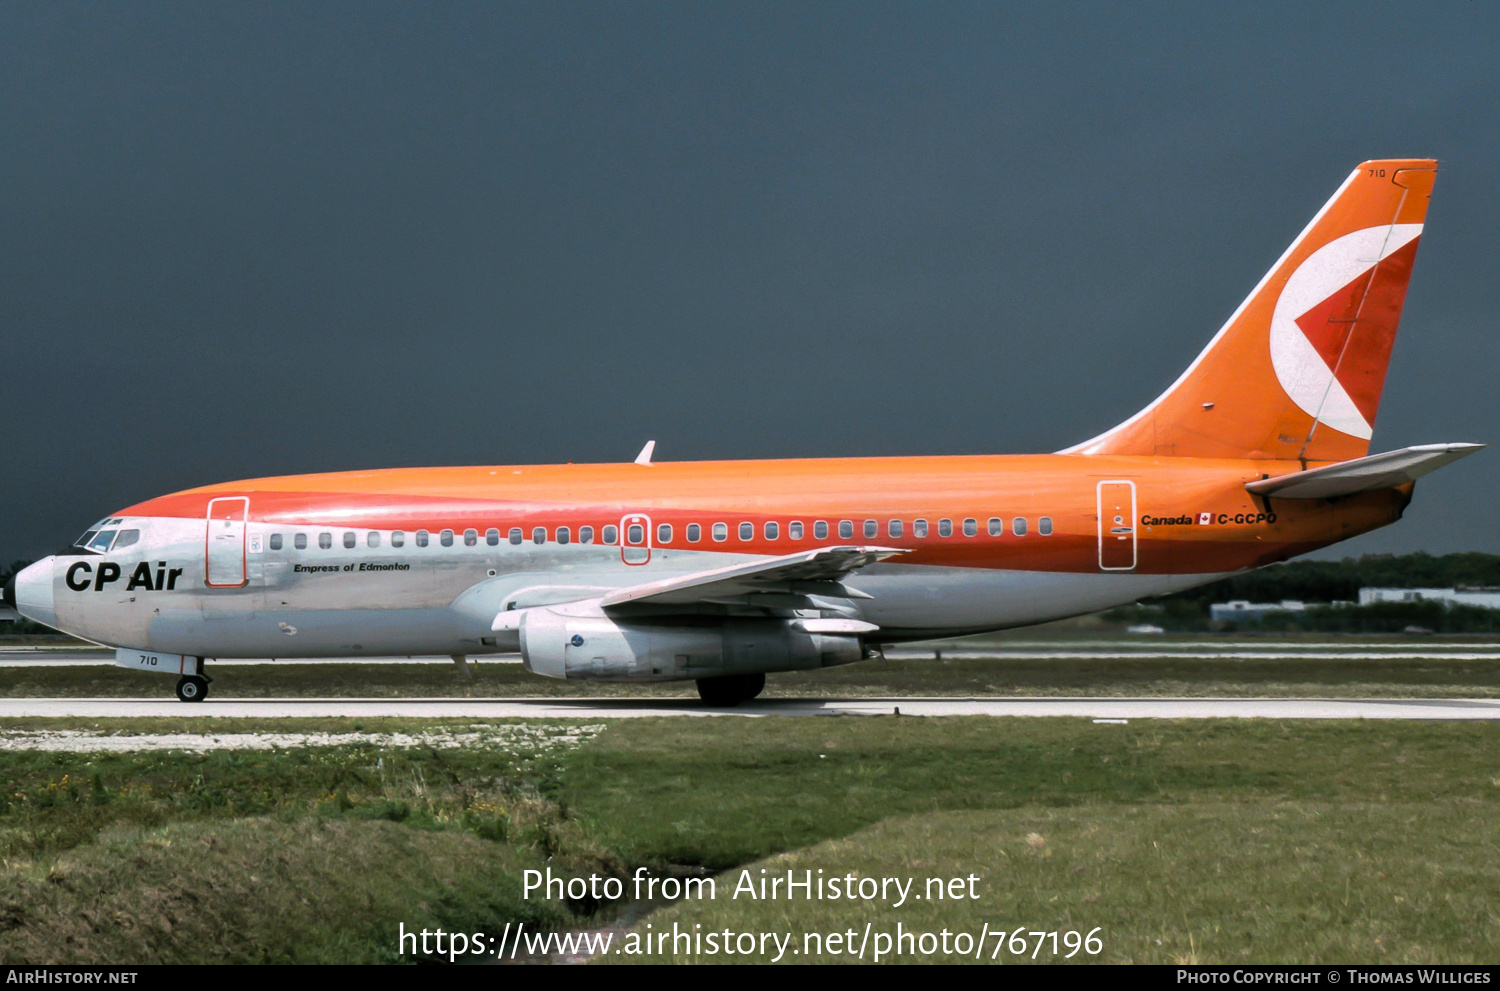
[175,676,209,703]
[695,673,766,706]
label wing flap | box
[1246,443,1483,500]
[598,545,907,608]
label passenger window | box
[765,521,778,540]
[839,520,853,539]
[392,531,405,547]
[440,529,454,547]
[938,519,952,537]
[687,523,701,542]
[343,532,356,549]
[557,526,571,545]
[712,523,728,542]
[789,521,803,539]
[580,526,594,544]
[738,522,753,540]
[533,527,547,545]
[1039,516,1053,536]
[1013,517,1028,536]
[486,528,499,546]
[888,520,903,538]
[320,533,333,549]
[963,518,978,537]
[913,519,928,538]
[295,533,308,550]
[657,523,672,543]
[861,520,875,538]
[268,533,282,551]
[463,528,478,547]
[89,531,116,552]
[416,530,429,547]
[627,524,644,544]
[368,532,382,548]
[603,525,618,544]
[114,529,141,549]
[988,517,1003,536]
[509,528,522,545]
[814,521,829,539]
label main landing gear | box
[695,673,766,707]
[175,674,210,703]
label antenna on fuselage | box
[634,440,656,466]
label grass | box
[7,638,1500,699]
[563,718,1500,964]
[0,716,1496,963]
[0,816,571,964]
[553,717,1497,866]
[620,802,1500,964]
[0,721,606,962]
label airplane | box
[4,158,1482,704]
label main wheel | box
[175,676,209,703]
[695,673,766,706]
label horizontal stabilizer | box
[599,545,906,608]
[1245,443,1483,500]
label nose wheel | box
[175,675,209,703]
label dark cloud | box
[3,2,1496,559]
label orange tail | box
[1065,159,1437,463]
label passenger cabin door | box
[620,513,651,565]
[1096,481,1137,571]
[205,497,250,587]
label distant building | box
[1358,587,1500,609]
[1209,600,1307,622]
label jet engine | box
[518,606,863,681]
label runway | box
[3,697,1500,719]
[8,639,1500,666]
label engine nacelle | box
[518,605,863,681]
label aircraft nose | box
[13,557,56,628]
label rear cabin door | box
[620,513,651,565]
[1096,481,1137,571]
[205,497,250,587]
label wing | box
[598,545,908,608]
[1245,443,1483,500]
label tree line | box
[1115,551,1500,633]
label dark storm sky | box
[3,2,1498,562]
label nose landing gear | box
[174,675,210,702]
[173,659,211,702]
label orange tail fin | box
[1065,159,1437,463]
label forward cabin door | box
[620,513,651,565]
[205,497,250,587]
[1096,481,1137,571]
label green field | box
[0,715,1495,964]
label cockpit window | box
[75,518,134,552]
[112,529,141,550]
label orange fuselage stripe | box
[118,454,1407,576]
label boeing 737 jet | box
[5,159,1480,703]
